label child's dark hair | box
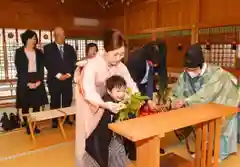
[106,75,126,91]
[86,43,98,55]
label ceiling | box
[71,0,149,18]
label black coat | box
[15,47,48,109]
[126,40,168,94]
[44,42,77,92]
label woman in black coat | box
[15,30,48,134]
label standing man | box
[44,27,77,128]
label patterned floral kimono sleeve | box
[82,62,105,108]
[170,73,185,101]
[184,74,224,105]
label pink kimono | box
[74,53,138,167]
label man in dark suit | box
[125,40,168,160]
[44,27,77,128]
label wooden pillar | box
[191,25,199,44]
[152,33,157,40]
[191,0,200,44]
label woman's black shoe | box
[26,127,41,135]
[160,148,165,154]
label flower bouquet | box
[116,88,149,121]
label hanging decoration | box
[96,0,133,9]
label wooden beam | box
[198,23,238,29]
[138,25,193,34]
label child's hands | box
[104,102,120,114]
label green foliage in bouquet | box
[154,73,169,104]
[117,88,149,121]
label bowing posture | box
[170,44,239,161]
[44,27,77,128]
[74,29,140,167]
[15,30,48,134]
[125,40,168,160]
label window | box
[201,44,236,68]
[76,39,86,60]
[40,30,51,49]
[65,39,76,49]
[97,40,104,51]
[0,28,5,80]
[86,39,104,51]
[5,28,18,80]
[17,29,26,46]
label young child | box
[104,75,131,167]
[84,75,130,167]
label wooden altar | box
[109,103,238,167]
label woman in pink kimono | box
[74,29,140,167]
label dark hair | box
[86,43,98,55]
[103,29,126,52]
[20,30,38,46]
[106,75,126,91]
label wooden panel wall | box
[104,0,240,75]
[158,0,197,27]
[165,35,191,68]
[105,0,240,33]
[0,0,105,37]
[126,2,158,34]
[199,0,240,26]
[104,16,124,32]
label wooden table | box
[28,109,67,142]
[109,103,238,167]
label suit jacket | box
[15,47,48,108]
[44,42,77,88]
[126,49,147,87]
[15,47,45,87]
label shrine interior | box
[0,0,239,167]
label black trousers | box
[86,111,112,167]
[48,79,73,125]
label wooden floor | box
[0,124,239,167]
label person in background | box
[76,43,98,68]
[15,30,48,134]
[44,27,77,128]
[170,43,239,162]
[125,40,168,160]
[86,43,98,58]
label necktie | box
[146,66,154,99]
[59,45,64,59]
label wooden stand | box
[109,103,238,167]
